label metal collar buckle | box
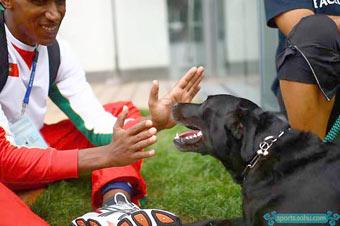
[242,130,286,179]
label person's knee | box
[103,101,131,111]
[289,15,338,48]
[281,81,332,109]
[280,81,322,120]
[119,101,135,108]
[103,101,142,121]
[280,80,335,137]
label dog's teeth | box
[175,133,179,139]
[193,134,197,138]
[197,131,202,136]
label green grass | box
[32,112,242,225]
[141,126,242,223]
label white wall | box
[59,0,170,72]
[224,0,259,63]
[59,0,116,72]
[115,0,170,70]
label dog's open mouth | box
[173,128,203,151]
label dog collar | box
[241,129,288,179]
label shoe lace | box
[98,201,140,219]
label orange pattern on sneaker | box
[155,213,175,224]
[133,213,150,226]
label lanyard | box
[21,48,39,116]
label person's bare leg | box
[280,80,335,139]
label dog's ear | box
[224,106,249,139]
[239,108,263,162]
[224,100,263,161]
[224,98,261,139]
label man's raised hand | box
[148,66,204,130]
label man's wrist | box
[78,145,112,176]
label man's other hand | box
[78,106,157,175]
[106,106,157,166]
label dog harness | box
[324,117,340,142]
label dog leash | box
[241,130,287,179]
[324,115,340,143]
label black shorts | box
[276,15,340,131]
[278,50,317,84]
[277,15,340,101]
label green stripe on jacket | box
[48,84,112,146]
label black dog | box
[173,94,340,226]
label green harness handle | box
[323,115,340,142]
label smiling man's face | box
[3,0,66,46]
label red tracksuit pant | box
[0,101,146,226]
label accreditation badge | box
[9,115,48,148]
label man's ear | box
[0,0,13,9]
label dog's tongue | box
[175,130,202,139]
[179,130,198,138]
[174,130,203,145]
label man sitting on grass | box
[0,0,204,225]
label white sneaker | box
[71,192,182,226]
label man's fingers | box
[187,72,203,94]
[197,66,205,76]
[180,74,203,103]
[185,77,203,101]
[115,105,128,128]
[130,135,157,151]
[182,86,201,103]
[133,149,156,160]
[189,86,201,99]
[148,80,159,107]
[183,67,204,92]
[177,67,198,89]
[127,120,153,135]
[132,127,157,143]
